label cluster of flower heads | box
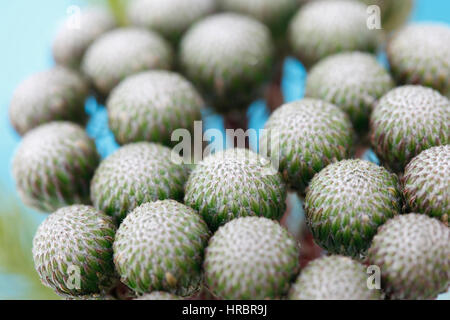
[9,0,450,301]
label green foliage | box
[86,0,128,25]
[0,193,59,300]
[107,0,128,25]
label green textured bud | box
[114,200,211,296]
[305,52,394,133]
[259,99,355,195]
[82,27,173,97]
[12,122,100,212]
[52,7,116,69]
[135,292,182,300]
[289,0,380,68]
[127,0,217,44]
[368,214,450,300]
[204,217,300,300]
[289,255,381,300]
[184,148,287,231]
[107,71,204,147]
[62,293,116,300]
[9,67,89,136]
[32,205,116,296]
[370,85,449,172]
[305,159,402,258]
[180,13,274,112]
[218,0,298,38]
[90,142,189,222]
[402,145,449,225]
[387,23,450,97]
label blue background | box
[0,0,449,299]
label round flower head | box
[107,71,204,147]
[52,6,116,69]
[9,67,89,135]
[305,52,394,133]
[82,27,173,97]
[114,200,211,296]
[12,122,99,212]
[370,85,449,172]
[289,0,380,68]
[90,142,189,222]
[260,98,355,195]
[388,23,450,97]
[368,214,450,300]
[184,148,287,230]
[32,205,116,296]
[204,217,300,300]
[402,145,450,225]
[127,0,217,43]
[180,13,274,112]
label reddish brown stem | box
[266,57,285,113]
[281,193,324,268]
[355,133,372,159]
[223,110,250,149]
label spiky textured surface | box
[127,0,217,43]
[114,200,211,296]
[179,13,274,112]
[305,52,394,133]
[9,67,89,136]
[184,148,287,230]
[387,23,450,97]
[52,7,116,69]
[135,292,182,300]
[90,142,189,222]
[82,27,173,97]
[259,99,354,195]
[360,0,413,31]
[32,205,116,296]
[107,71,204,147]
[62,293,116,300]
[12,122,99,212]
[289,0,380,68]
[305,159,402,258]
[289,255,381,300]
[370,85,449,172]
[219,0,298,37]
[204,217,300,300]
[368,214,450,300]
[402,145,450,225]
